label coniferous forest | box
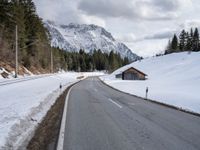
[55,49,129,72]
[0,0,129,74]
[165,28,200,55]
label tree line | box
[52,48,130,72]
[165,28,200,54]
[0,0,130,73]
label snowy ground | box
[0,72,103,149]
[101,52,200,114]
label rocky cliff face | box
[45,20,139,61]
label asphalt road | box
[63,77,200,150]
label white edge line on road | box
[108,98,122,109]
[56,83,76,150]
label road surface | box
[63,77,200,150]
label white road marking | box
[108,98,122,108]
[57,83,77,150]
[128,102,135,106]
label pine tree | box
[164,40,172,54]
[109,50,118,72]
[189,28,194,51]
[0,0,10,27]
[185,32,190,51]
[79,49,86,71]
[123,57,129,65]
[179,30,186,51]
[171,34,178,52]
[193,28,199,51]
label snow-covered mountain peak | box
[44,20,139,61]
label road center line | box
[108,98,122,108]
[128,102,135,106]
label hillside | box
[0,0,52,74]
[101,52,200,113]
[44,21,139,61]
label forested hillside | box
[0,0,129,75]
[0,0,51,73]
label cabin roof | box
[124,67,147,76]
[117,67,147,76]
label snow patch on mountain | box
[44,20,139,61]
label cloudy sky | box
[33,0,200,57]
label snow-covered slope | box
[44,20,139,61]
[101,52,200,113]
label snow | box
[101,52,200,114]
[0,67,34,79]
[23,67,33,76]
[82,71,105,77]
[0,72,103,149]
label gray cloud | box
[117,29,175,44]
[78,0,134,18]
[144,30,175,40]
[33,0,107,26]
[152,0,180,11]
[34,0,85,24]
[78,0,187,21]
[33,0,192,24]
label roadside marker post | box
[146,87,148,100]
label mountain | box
[44,20,139,61]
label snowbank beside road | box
[101,52,200,114]
[0,73,79,149]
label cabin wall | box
[115,74,122,79]
[138,74,145,80]
[122,68,146,80]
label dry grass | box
[0,61,50,76]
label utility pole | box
[15,0,19,78]
[15,24,18,78]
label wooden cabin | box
[115,67,147,80]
